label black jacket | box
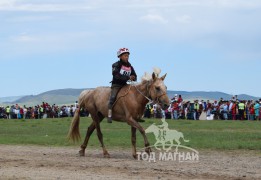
[111,60,137,86]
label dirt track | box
[0,145,260,180]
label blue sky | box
[1,0,261,97]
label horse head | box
[145,68,170,110]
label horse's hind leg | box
[93,115,110,158]
[79,121,96,156]
[131,126,137,159]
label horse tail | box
[180,132,190,143]
[67,90,91,142]
[67,107,81,142]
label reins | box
[132,81,153,103]
[112,80,167,108]
[111,82,133,108]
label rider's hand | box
[130,75,136,81]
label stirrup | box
[107,117,112,123]
[108,109,112,123]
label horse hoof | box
[79,150,85,157]
[134,153,143,160]
[145,147,152,154]
[104,153,110,158]
[133,154,138,159]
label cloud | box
[11,34,38,42]
[1,0,260,14]
[0,0,93,12]
[175,15,192,24]
[212,0,261,9]
[1,31,96,58]
[9,31,94,45]
[140,14,168,24]
[1,0,261,63]
[6,16,52,23]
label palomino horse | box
[68,69,170,159]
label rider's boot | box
[107,109,112,123]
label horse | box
[145,123,189,152]
[68,69,170,159]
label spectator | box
[246,100,251,120]
[14,107,19,119]
[178,102,184,119]
[19,107,24,119]
[177,95,183,104]
[74,101,78,108]
[5,106,10,119]
[249,104,255,120]
[39,106,44,118]
[254,101,260,121]
[172,100,179,120]
[152,103,158,118]
[238,100,245,120]
[184,101,189,119]
[34,106,39,119]
[213,100,219,111]
[223,101,228,120]
[230,101,237,120]
[199,100,204,115]
[144,103,152,118]
[23,106,27,119]
[69,105,74,117]
[206,100,212,117]
[193,100,199,120]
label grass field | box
[0,117,260,150]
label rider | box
[107,47,137,123]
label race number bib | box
[120,65,131,76]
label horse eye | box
[165,86,167,90]
[155,87,160,91]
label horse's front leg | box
[92,115,110,158]
[131,126,137,159]
[127,117,151,155]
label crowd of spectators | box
[144,95,261,121]
[1,95,261,121]
[0,101,89,119]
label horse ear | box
[152,72,156,81]
[160,73,167,81]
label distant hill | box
[0,88,260,106]
[1,88,93,106]
[167,91,260,101]
[0,96,24,103]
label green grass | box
[0,118,260,151]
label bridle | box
[154,93,167,104]
[130,80,167,104]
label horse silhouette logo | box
[145,118,189,152]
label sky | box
[1,0,261,98]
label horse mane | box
[141,67,161,82]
